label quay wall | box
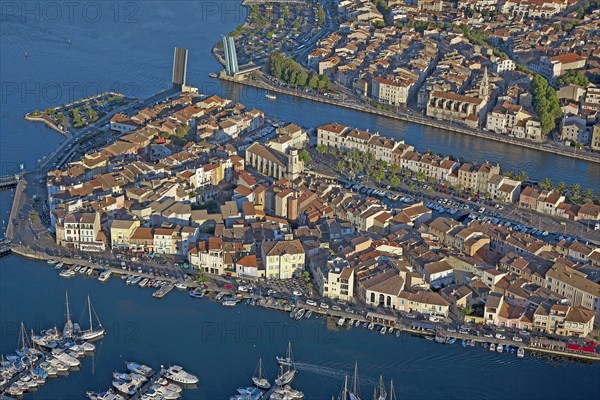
[219,74,600,164]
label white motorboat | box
[139,278,149,288]
[517,347,525,358]
[174,282,187,290]
[166,365,198,385]
[98,270,111,282]
[337,317,345,327]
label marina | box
[1,257,599,398]
[0,293,104,397]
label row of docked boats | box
[485,343,526,358]
[87,362,198,400]
[289,308,312,321]
[124,275,176,298]
[50,259,95,278]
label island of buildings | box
[37,89,600,341]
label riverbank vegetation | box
[531,74,562,136]
[267,52,331,90]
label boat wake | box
[295,362,376,385]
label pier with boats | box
[86,362,198,400]
[0,292,105,397]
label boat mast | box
[352,361,360,397]
[378,375,387,400]
[389,379,396,400]
[88,295,93,332]
[65,291,71,325]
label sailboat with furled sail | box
[373,375,387,400]
[252,358,270,390]
[80,295,105,341]
[274,342,296,386]
[389,379,397,400]
[63,291,74,338]
[349,362,362,400]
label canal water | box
[0,1,599,188]
[1,2,600,399]
[1,255,599,400]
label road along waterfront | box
[1,255,600,400]
[220,73,600,164]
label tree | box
[390,176,400,187]
[569,183,581,203]
[336,160,346,172]
[388,162,400,176]
[196,272,208,283]
[582,188,594,204]
[373,170,385,182]
[555,181,566,195]
[308,75,319,90]
[416,171,426,181]
[460,307,473,316]
[532,74,562,136]
[298,149,311,163]
[540,177,553,191]
[516,170,528,182]
[316,144,328,154]
[176,124,190,138]
[557,70,590,88]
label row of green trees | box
[539,178,597,205]
[316,144,600,205]
[557,71,589,88]
[267,52,331,90]
[531,74,562,136]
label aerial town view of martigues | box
[1,0,600,399]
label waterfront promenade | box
[220,73,600,164]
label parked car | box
[306,299,317,306]
[331,305,341,311]
[495,333,506,339]
[513,336,523,342]
[320,302,329,309]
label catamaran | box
[275,342,296,386]
[80,295,105,341]
[252,358,270,390]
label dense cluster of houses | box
[44,91,599,338]
[305,0,599,146]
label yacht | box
[47,356,69,373]
[98,270,111,282]
[47,259,58,264]
[147,383,180,399]
[337,317,345,327]
[305,310,312,318]
[517,347,525,358]
[87,267,94,275]
[50,348,80,368]
[222,297,238,306]
[489,343,496,352]
[175,282,187,290]
[126,361,154,377]
[380,326,387,335]
[166,365,198,385]
[139,278,149,288]
[265,91,276,100]
[294,309,305,320]
[189,289,205,298]
[497,344,504,353]
[156,377,182,393]
[252,358,270,390]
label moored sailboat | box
[80,295,105,341]
[252,358,270,390]
[275,342,296,386]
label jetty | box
[0,176,19,190]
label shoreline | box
[219,73,600,164]
[24,113,67,135]
[6,246,599,364]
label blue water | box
[0,1,598,187]
[1,2,600,399]
[1,256,599,400]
